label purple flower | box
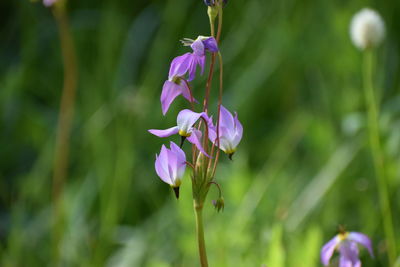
[43,0,58,7]
[185,36,218,81]
[321,232,373,267]
[173,36,218,81]
[204,0,228,6]
[160,36,218,115]
[149,109,210,157]
[209,105,243,158]
[155,142,186,198]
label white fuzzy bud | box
[350,8,385,50]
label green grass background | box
[1,0,400,266]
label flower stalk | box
[148,1,242,266]
[194,201,208,267]
[48,1,78,264]
[362,49,396,265]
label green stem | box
[51,3,78,264]
[194,202,208,267]
[362,50,396,265]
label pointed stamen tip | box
[180,136,186,148]
[338,225,347,235]
[173,186,180,199]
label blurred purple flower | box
[208,105,243,159]
[204,0,228,6]
[149,109,210,157]
[321,232,373,267]
[161,36,218,115]
[155,142,186,198]
[43,0,58,7]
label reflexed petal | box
[219,105,235,131]
[208,118,217,143]
[169,141,187,179]
[155,145,173,185]
[321,236,340,266]
[232,113,243,147]
[166,146,179,184]
[149,126,179,138]
[161,81,183,115]
[218,126,234,153]
[339,255,354,267]
[202,37,219,52]
[197,54,206,75]
[188,54,205,82]
[191,39,205,56]
[187,129,210,158]
[180,81,197,103]
[348,232,374,257]
[168,53,191,79]
[170,141,186,163]
[177,110,204,134]
[339,241,360,266]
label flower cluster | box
[149,35,243,201]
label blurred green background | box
[1,0,400,266]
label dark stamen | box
[173,187,180,199]
[180,136,186,148]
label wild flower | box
[208,105,243,159]
[149,109,210,157]
[321,231,373,267]
[350,8,385,50]
[154,142,186,198]
[161,36,218,115]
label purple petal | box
[155,145,173,185]
[187,54,204,82]
[161,81,183,115]
[339,255,356,267]
[218,126,234,152]
[180,81,198,103]
[197,54,205,75]
[219,105,235,132]
[232,113,243,147]
[190,39,205,56]
[43,0,57,6]
[202,37,219,52]
[348,232,374,257]
[149,126,179,138]
[207,116,217,143]
[339,241,360,267]
[168,53,191,79]
[165,146,179,184]
[177,110,204,134]
[321,236,340,266]
[169,141,187,179]
[187,129,210,158]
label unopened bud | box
[212,197,224,212]
[207,5,219,22]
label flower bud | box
[207,5,219,22]
[212,197,224,212]
[350,8,385,50]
